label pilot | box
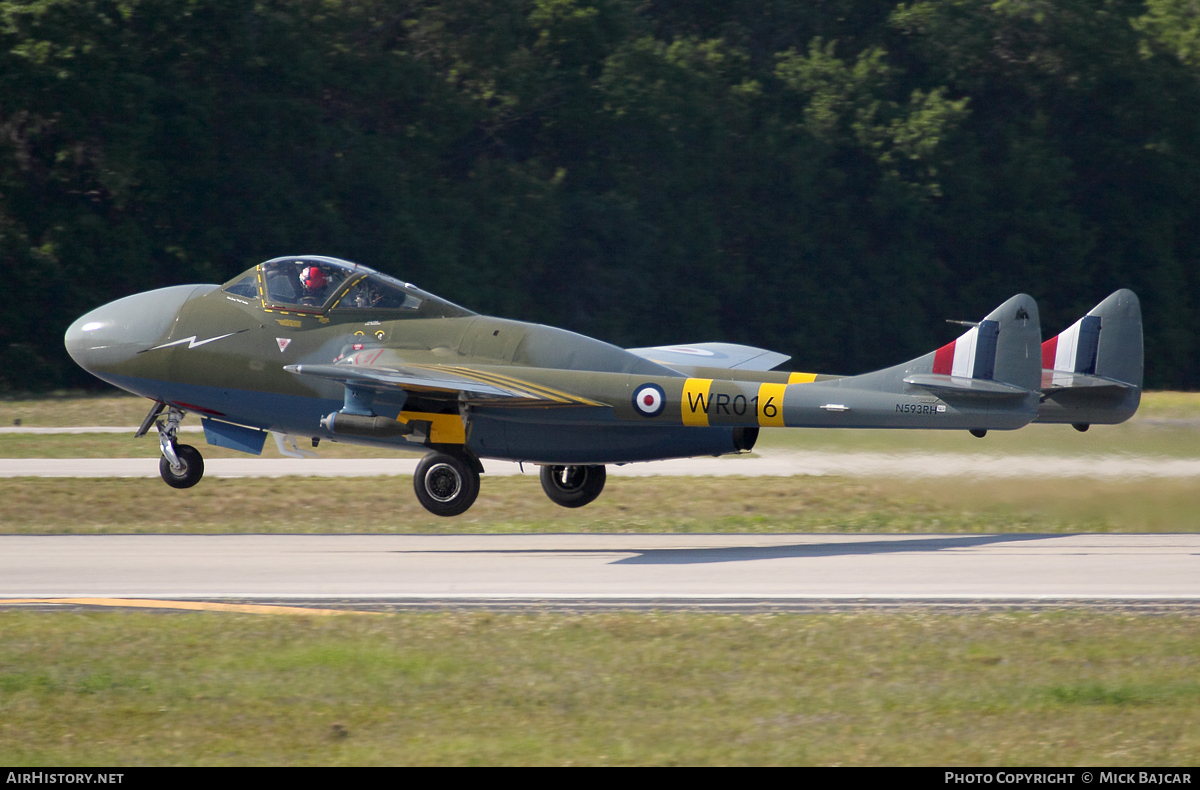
[298,265,330,305]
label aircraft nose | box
[65,285,213,374]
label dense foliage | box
[2,0,1197,390]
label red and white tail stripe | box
[1042,318,1080,370]
[1042,314,1101,385]
[932,320,999,380]
[933,325,980,378]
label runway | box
[2,533,1198,610]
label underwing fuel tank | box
[319,412,413,438]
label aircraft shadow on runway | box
[393,534,1066,565]
[609,534,1064,565]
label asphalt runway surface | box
[2,534,1198,612]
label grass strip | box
[0,610,1196,766]
[2,475,1199,534]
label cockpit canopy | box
[222,256,474,319]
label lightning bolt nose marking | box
[149,332,240,351]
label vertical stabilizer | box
[928,294,1042,393]
[1036,290,1142,425]
[802,294,1041,431]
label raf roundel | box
[632,383,666,417]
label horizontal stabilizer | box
[627,342,790,371]
[1040,370,1133,392]
[903,374,1031,398]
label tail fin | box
[1035,289,1142,426]
[799,294,1041,431]
[897,293,1043,397]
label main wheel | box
[159,444,204,489]
[540,464,606,508]
[413,452,480,516]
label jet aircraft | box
[64,256,1143,515]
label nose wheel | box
[413,451,481,516]
[153,405,205,489]
[159,444,204,488]
[540,464,606,508]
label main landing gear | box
[540,464,606,508]
[143,403,205,489]
[410,455,608,516]
[413,451,481,517]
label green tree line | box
[2,0,1198,390]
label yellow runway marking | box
[0,598,377,615]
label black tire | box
[540,464,606,508]
[159,444,204,489]
[413,452,480,517]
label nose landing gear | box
[145,403,205,489]
[159,443,204,489]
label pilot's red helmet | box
[299,266,328,291]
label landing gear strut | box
[413,451,481,516]
[540,464,606,508]
[152,405,204,489]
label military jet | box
[64,256,1143,516]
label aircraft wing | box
[626,342,790,371]
[284,363,605,407]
